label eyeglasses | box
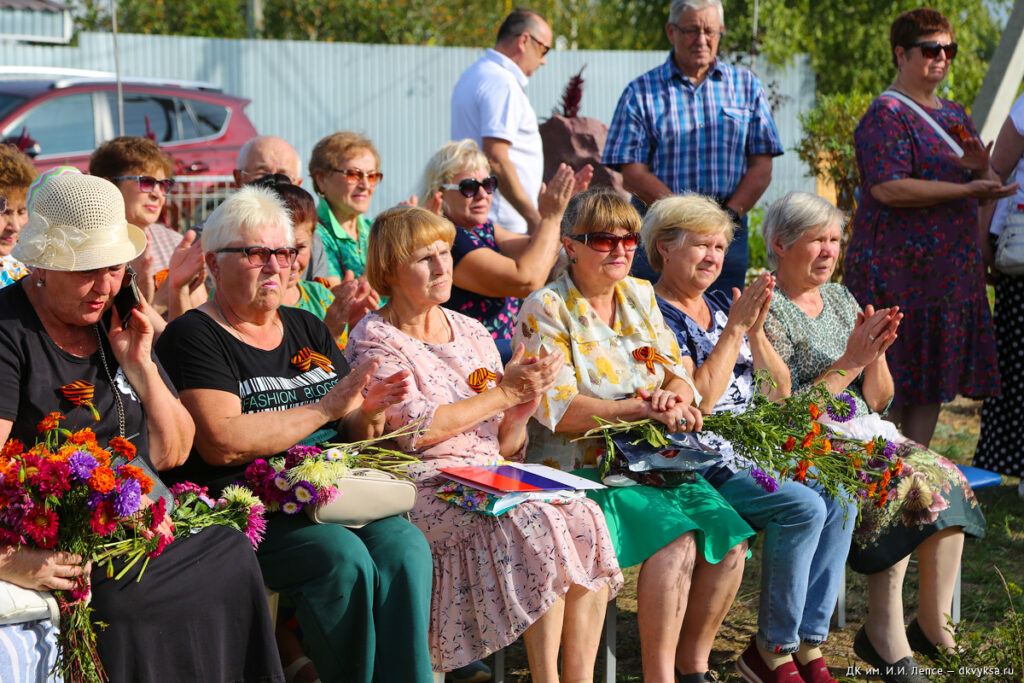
[671,24,726,40]
[910,41,958,60]
[216,245,299,267]
[526,33,551,56]
[442,175,499,198]
[570,232,640,252]
[333,168,383,186]
[0,196,6,214]
[109,175,176,194]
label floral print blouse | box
[513,274,700,471]
[443,221,520,341]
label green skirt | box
[574,469,755,568]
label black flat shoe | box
[853,626,931,682]
[676,671,718,683]
[906,618,941,660]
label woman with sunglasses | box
[417,139,576,357]
[156,186,434,683]
[845,8,1017,450]
[309,131,384,290]
[90,137,207,317]
[514,188,754,683]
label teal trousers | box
[257,513,434,683]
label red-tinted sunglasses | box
[910,41,957,60]
[570,232,640,252]
[110,175,176,193]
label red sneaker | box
[794,656,838,683]
[736,639,806,683]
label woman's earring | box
[36,277,44,287]
[569,257,577,264]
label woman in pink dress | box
[346,205,623,681]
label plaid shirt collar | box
[661,52,725,86]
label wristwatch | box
[725,206,742,226]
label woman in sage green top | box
[309,131,380,287]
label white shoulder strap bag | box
[883,90,964,157]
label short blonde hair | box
[309,131,380,195]
[561,187,641,238]
[366,206,456,297]
[641,194,734,273]
[418,139,489,205]
[761,191,847,268]
[202,185,294,254]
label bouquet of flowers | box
[242,430,420,515]
[0,413,266,682]
[580,372,905,513]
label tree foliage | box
[72,0,1010,103]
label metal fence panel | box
[0,32,815,213]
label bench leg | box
[603,597,617,682]
[493,648,505,683]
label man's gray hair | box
[669,0,724,26]
[761,191,847,269]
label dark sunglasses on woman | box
[911,41,957,60]
[109,175,176,194]
[570,232,641,252]
[216,245,299,267]
[442,175,499,198]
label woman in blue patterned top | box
[648,193,856,683]
[417,139,575,348]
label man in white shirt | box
[451,8,552,235]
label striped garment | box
[602,54,783,202]
[0,620,60,682]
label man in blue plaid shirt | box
[603,0,783,295]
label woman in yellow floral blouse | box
[513,188,755,683]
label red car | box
[0,67,258,177]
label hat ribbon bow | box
[18,216,90,267]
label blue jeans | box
[714,468,856,653]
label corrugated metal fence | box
[0,31,815,211]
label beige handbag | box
[0,580,59,625]
[305,468,417,528]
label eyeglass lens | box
[914,41,957,60]
[454,176,498,198]
[137,176,175,193]
[241,246,299,267]
[339,169,383,185]
[576,232,640,252]
[675,25,724,39]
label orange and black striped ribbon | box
[467,368,498,393]
[59,380,101,421]
[632,346,672,374]
[291,347,334,373]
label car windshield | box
[0,93,27,120]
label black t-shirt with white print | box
[156,306,350,494]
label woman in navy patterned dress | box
[844,8,1016,447]
[417,139,580,347]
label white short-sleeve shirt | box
[990,93,1024,236]
[451,49,543,235]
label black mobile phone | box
[113,266,142,329]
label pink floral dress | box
[346,309,623,672]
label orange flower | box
[814,439,832,455]
[88,467,116,494]
[864,441,876,455]
[67,429,98,446]
[874,489,888,508]
[809,404,820,419]
[801,433,814,448]
[881,470,892,488]
[36,412,64,434]
[851,457,863,468]
[811,422,821,436]
[782,436,796,452]
[118,464,154,495]
[794,459,811,482]
[108,437,136,460]
[1,439,24,458]
[866,482,877,497]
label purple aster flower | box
[882,441,898,460]
[292,481,318,505]
[867,457,887,470]
[826,393,857,423]
[858,471,872,483]
[281,499,302,515]
[68,451,98,481]
[750,467,779,493]
[113,478,142,517]
[87,490,108,509]
[273,473,292,492]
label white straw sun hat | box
[12,167,146,271]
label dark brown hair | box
[88,136,174,179]
[0,144,38,198]
[890,8,953,68]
